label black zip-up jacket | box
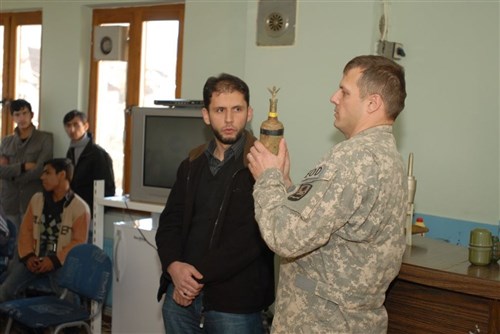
[155,131,275,313]
[66,133,115,212]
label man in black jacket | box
[155,73,275,334]
[63,110,115,213]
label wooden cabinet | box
[386,237,500,334]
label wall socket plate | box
[377,40,405,60]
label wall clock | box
[100,36,113,55]
[93,26,128,61]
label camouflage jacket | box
[254,125,407,334]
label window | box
[89,5,184,195]
[0,11,42,138]
[140,20,180,106]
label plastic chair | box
[0,218,17,283]
[0,243,112,334]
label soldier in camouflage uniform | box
[247,55,408,334]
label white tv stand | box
[92,180,165,333]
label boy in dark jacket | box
[63,110,115,213]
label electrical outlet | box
[393,42,405,60]
[377,40,405,60]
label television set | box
[129,103,212,205]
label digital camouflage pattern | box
[254,125,407,334]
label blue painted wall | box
[413,213,500,247]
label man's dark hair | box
[63,109,88,124]
[44,158,74,182]
[202,73,250,109]
[10,99,32,115]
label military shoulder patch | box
[288,183,313,201]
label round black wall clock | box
[100,36,113,55]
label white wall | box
[2,0,499,227]
[182,0,499,227]
[181,1,247,97]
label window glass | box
[91,5,184,195]
[95,20,180,195]
[96,61,128,196]
[140,20,179,106]
[16,25,41,126]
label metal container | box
[469,228,492,247]
[468,245,492,266]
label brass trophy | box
[260,86,284,155]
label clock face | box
[100,36,113,55]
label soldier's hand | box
[248,139,290,184]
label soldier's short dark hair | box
[344,55,406,120]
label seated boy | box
[0,158,90,302]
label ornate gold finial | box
[268,86,280,101]
[267,86,280,114]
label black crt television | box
[129,102,212,205]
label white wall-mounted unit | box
[93,26,128,61]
